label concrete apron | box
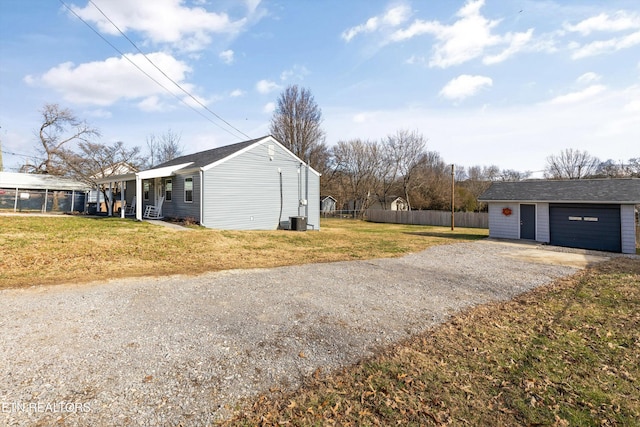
[478,239,610,269]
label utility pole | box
[451,164,455,230]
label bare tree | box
[64,141,143,213]
[270,85,328,172]
[595,159,625,178]
[499,169,531,181]
[626,158,640,177]
[145,129,184,168]
[544,148,600,179]
[330,139,379,217]
[21,104,99,175]
[385,130,428,210]
[411,150,450,210]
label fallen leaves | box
[219,258,640,426]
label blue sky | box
[1,0,638,176]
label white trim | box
[94,162,193,185]
[184,176,194,203]
[200,136,322,176]
[199,169,204,227]
[94,173,136,185]
[165,178,172,202]
[136,176,143,221]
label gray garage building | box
[479,179,640,254]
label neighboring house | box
[0,171,89,213]
[96,136,321,231]
[368,196,409,211]
[479,178,640,254]
[320,195,336,213]
[390,197,409,211]
[89,162,139,213]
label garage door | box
[549,204,621,252]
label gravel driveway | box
[0,240,604,426]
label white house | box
[96,136,321,231]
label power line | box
[86,0,252,140]
[58,0,251,141]
[1,150,40,160]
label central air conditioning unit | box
[289,216,307,231]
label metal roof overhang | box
[94,162,194,184]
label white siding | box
[202,141,320,230]
[621,204,636,254]
[536,203,550,243]
[488,203,519,239]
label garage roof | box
[479,178,640,204]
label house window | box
[143,181,150,201]
[165,179,172,201]
[184,177,193,203]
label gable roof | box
[151,137,264,170]
[479,178,640,204]
[95,135,320,185]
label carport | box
[479,178,640,254]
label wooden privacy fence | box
[366,209,488,228]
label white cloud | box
[323,86,640,173]
[263,102,275,113]
[84,109,113,119]
[548,84,606,105]
[341,4,410,42]
[570,30,640,59]
[564,11,640,36]
[137,95,166,112]
[439,75,493,100]
[219,49,234,64]
[230,89,245,97]
[353,112,369,123]
[624,97,640,113]
[256,79,280,94]
[577,72,601,85]
[390,0,532,68]
[70,0,256,52]
[483,29,534,65]
[25,52,194,107]
[280,65,310,81]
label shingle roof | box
[478,178,640,203]
[150,136,266,170]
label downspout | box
[277,168,283,229]
[305,162,309,219]
[298,164,302,217]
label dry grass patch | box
[220,258,640,426]
[0,216,487,289]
